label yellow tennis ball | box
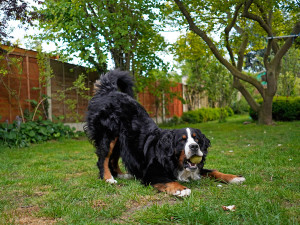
[189,156,202,164]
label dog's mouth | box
[183,156,202,171]
[185,160,197,171]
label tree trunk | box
[258,94,273,125]
[110,49,132,71]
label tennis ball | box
[189,155,202,164]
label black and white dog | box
[85,70,245,197]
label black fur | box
[85,69,211,185]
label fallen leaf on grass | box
[222,205,236,211]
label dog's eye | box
[180,135,187,143]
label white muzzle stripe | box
[184,128,203,159]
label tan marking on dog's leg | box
[178,150,186,167]
[153,182,191,197]
[109,149,133,179]
[207,170,245,184]
[104,138,118,183]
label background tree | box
[173,32,235,109]
[0,0,35,42]
[35,0,167,75]
[277,48,300,96]
[169,0,300,124]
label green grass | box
[0,115,299,224]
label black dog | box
[85,70,245,197]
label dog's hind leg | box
[200,168,245,184]
[97,137,118,184]
[109,143,133,180]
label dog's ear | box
[195,129,210,151]
[143,135,156,159]
[156,132,175,166]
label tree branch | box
[263,39,272,70]
[224,3,243,67]
[233,77,260,111]
[271,21,300,67]
[242,0,272,36]
[237,33,248,71]
[234,24,244,35]
[254,2,269,26]
[242,0,279,53]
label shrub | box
[182,107,232,124]
[249,107,258,121]
[219,108,228,123]
[169,115,182,125]
[0,119,82,148]
[181,111,199,123]
[231,99,249,114]
[225,106,234,117]
[249,96,300,121]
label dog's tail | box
[93,69,134,97]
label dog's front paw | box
[153,182,191,197]
[105,177,117,184]
[228,176,246,184]
[173,188,191,197]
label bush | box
[225,106,234,117]
[231,99,249,114]
[182,107,233,124]
[181,111,200,123]
[169,115,182,125]
[160,115,183,126]
[249,96,300,121]
[0,119,82,148]
[219,108,228,123]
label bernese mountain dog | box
[85,69,245,197]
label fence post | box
[47,59,53,121]
[26,55,31,110]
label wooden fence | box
[138,83,183,121]
[0,46,184,124]
[0,47,44,123]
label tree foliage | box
[0,0,35,42]
[35,0,167,75]
[172,32,235,108]
[277,48,300,96]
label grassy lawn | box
[0,115,299,224]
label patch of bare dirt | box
[11,205,58,225]
[92,200,108,209]
[113,194,179,224]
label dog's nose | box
[189,143,199,152]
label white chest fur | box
[177,168,201,182]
